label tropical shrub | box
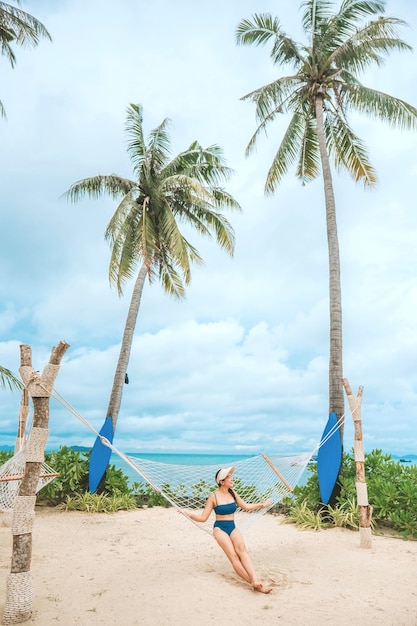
[0,450,13,465]
[57,492,137,513]
[39,446,131,508]
[283,449,417,539]
[132,482,170,508]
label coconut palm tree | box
[0,0,51,117]
[236,0,417,443]
[65,103,240,436]
[0,365,23,391]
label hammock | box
[4,386,345,532]
[123,451,312,533]
[49,388,317,532]
[0,448,58,512]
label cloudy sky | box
[1,0,416,457]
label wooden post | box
[2,341,69,625]
[342,378,372,549]
[14,389,29,454]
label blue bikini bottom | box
[213,520,236,536]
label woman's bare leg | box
[213,528,272,593]
[213,527,252,584]
[230,529,272,592]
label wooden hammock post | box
[342,378,372,549]
[2,341,69,625]
[262,454,294,493]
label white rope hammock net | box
[124,451,312,533]
[0,448,58,513]
[0,385,348,531]
[50,388,338,533]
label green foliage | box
[41,447,89,502]
[131,482,171,508]
[57,492,137,513]
[283,449,417,539]
[282,500,330,531]
[39,446,133,511]
[0,450,13,465]
[0,366,24,392]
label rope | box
[0,450,58,512]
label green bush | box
[0,450,13,465]
[131,481,171,508]
[57,492,137,512]
[39,446,132,509]
[283,449,417,539]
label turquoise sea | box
[110,452,265,486]
[109,451,417,488]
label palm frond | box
[301,0,334,36]
[0,37,15,65]
[63,175,136,203]
[158,261,186,300]
[242,75,303,124]
[325,112,377,187]
[265,110,307,194]
[236,14,281,47]
[341,84,417,130]
[125,103,146,177]
[147,117,172,174]
[297,113,321,183]
[164,142,235,187]
[236,13,303,67]
[337,0,386,23]
[242,79,304,158]
[329,17,412,73]
[0,2,51,49]
[0,366,23,392]
[107,196,158,294]
[322,0,386,45]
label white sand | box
[1,507,417,625]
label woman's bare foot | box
[253,582,273,594]
[252,581,272,593]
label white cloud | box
[1,0,417,458]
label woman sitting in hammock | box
[184,466,273,594]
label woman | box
[184,466,273,593]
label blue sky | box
[1,0,416,456]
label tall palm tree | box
[65,103,240,435]
[0,0,51,117]
[0,365,23,391]
[236,0,417,443]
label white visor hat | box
[216,466,235,484]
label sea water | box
[110,452,314,488]
[109,451,417,489]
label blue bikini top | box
[214,492,237,515]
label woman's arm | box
[234,493,271,512]
[183,493,215,523]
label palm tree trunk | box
[106,262,148,432]
[315,95,345,440]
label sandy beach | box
[1,507,416,625]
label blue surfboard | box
[88,416,114,493]
[317,412,342,504]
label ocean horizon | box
[108,451,417,488]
